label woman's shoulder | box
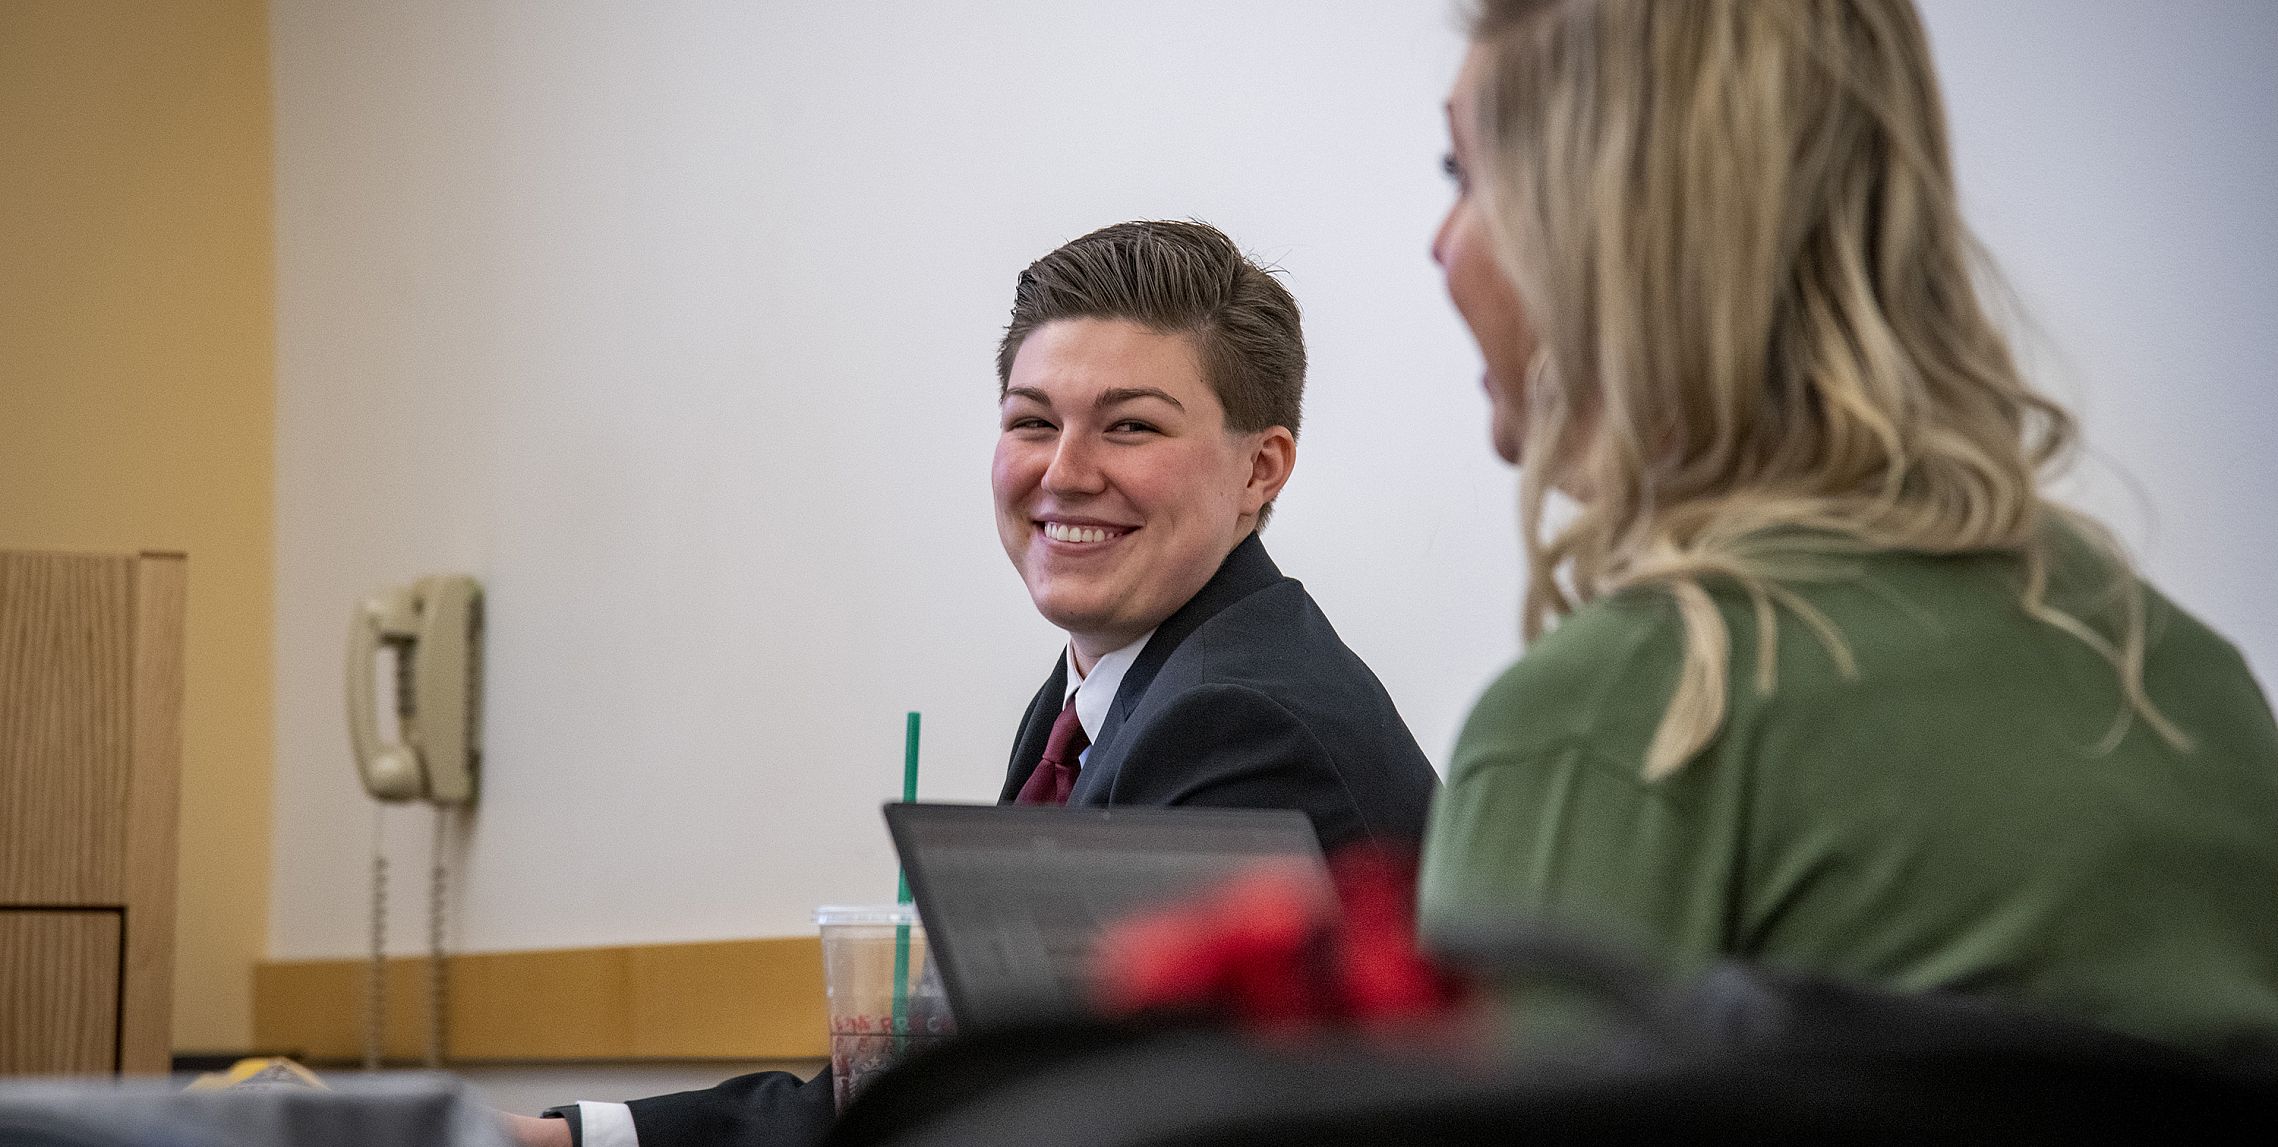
[1449,549,2016,783]
[1453,589,1686,783]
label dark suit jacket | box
[1000,532,1436,849]
[617,535,1437,1146]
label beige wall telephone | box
[348,574,480,1068]
[348,575,482,804]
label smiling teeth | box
[1045,523,1119,543]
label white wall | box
[1923,0,2278,676]
[270,1,2278,960]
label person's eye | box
[1441,151,1467,189]
[1107,419,1160,435]
[1005,416,1055,433]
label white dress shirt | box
[1060,629,1154,768]
[567,1100,638,1147]
[566,631,1156,1146]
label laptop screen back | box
[885,803,1328,1032]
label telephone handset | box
[348,575,482,804]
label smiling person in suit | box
[514,220,1438,1147]
[989,220,1437,847]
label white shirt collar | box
[1061,630,1154,745]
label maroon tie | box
[1015,694,1089,805]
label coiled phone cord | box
[427,804,451,1069]
[364,804,453,1070]
[365,806,387,1070]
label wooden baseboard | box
[253,936,826,1063]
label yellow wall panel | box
[254,938,830,1063]
[0,1,275,1051]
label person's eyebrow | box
[1002,385,1052,406]
[1097,387,1185,411]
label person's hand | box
[501,1112,573,1147]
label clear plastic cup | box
[815,905,954,1111]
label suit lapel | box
[1070,533,1284,802]
[999,654,1068,802]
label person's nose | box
[1041,430,1106,498]
[1431,202,1458,269]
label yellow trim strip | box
[253,937,826,1063]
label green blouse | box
[1419,542,2278,1051]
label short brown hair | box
[996,220,1305,442]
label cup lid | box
[814,904,921,927]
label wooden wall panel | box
[252,952,467,1065]
[119,553,184,1073]
[0,550,183,1075]
[0,552,133,905]
[627,938,828,1060]
[254,936,829,1063]
[0,910,122,1075]
[450,946,634,1061]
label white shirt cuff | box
[575,1101,639,1147]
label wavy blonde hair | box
[1467,0,2188,777]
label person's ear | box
[1239,427,1297,517]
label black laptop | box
[884,802,1330,1033]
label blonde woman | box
[1420,0,2278,1052]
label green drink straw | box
[892,711,920,1035]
